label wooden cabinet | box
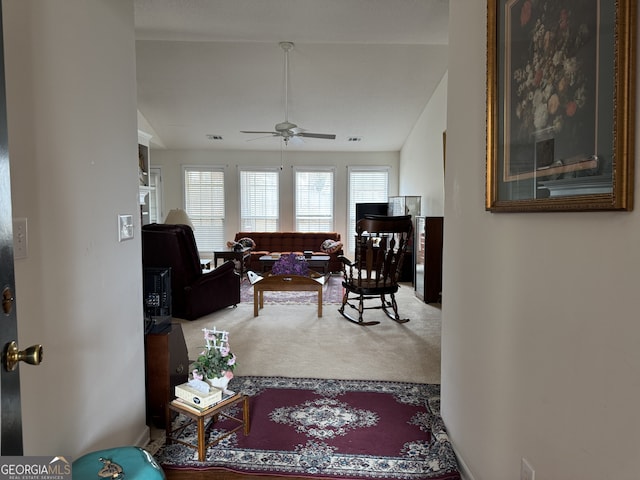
[144,323,189,428]
[415,217,426,299]
[415,216,443,303]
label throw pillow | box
[320,239,343,254]
[237,237,256,250]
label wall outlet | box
[13,217,27,259]
[521,458,535,480]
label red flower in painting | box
[559,9,569,30]
[565,101,577,117]
[533,69,543,87]
[520,0,532,26]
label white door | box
[0,3,42,455]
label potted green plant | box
[191,327,237,392]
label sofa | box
[233,231,344,273]
[143,223,241,320]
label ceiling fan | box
[241,41,336,145]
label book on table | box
[171,390,240,415]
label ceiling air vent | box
[348,137,362,142]
[206,134,223,140]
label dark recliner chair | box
[142,223,240,320]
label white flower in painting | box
[533,101,549,130]
[532,89,545,108]
[514,68,525,83]
[553,50,564,67]
[553,115,563,133]
[564,57,578,75]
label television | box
[143,267,172,333]
[355,202,388,222]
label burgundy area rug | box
[240,273,345,304]
[155,376,461,480]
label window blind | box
[347,167,389,252]
[183,166,225,253]
[240,168,279,232]
[295,169,334,232]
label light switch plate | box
[118,214,134,242]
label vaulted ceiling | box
[134,0,449,152]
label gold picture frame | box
[486,0,636,212]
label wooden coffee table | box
[252,273,325,317]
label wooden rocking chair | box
[338,215,414,325]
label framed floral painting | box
[486,0,636,212]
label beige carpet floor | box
[175,278,441,384]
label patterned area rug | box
[155,376,461,480]
[240,273,345,304]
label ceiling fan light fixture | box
[275,121,297,132]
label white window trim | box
[181,164,226,254]
[346,166,390,253]
[149,166,163,224]
[238,165,281,232]
[293,166,336,232]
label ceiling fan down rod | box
[280,41,294,124]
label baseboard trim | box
[134,425,151,449]
[452,442,476,480]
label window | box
[148,167,163,224]
[183,166,225,253]
[294,168,334,232]
[240,168,279,231]
[347,167,389,252]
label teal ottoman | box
[72,446,165,479]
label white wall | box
[138,111,165,149]
[4,0,148,455]
[443,2,640,479]
[400,71,447,216]
[150,148,400,246]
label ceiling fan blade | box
[241,130,279,135]
[298,132,336,140]
[245,134,278,142]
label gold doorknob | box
[4,341,43,372]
